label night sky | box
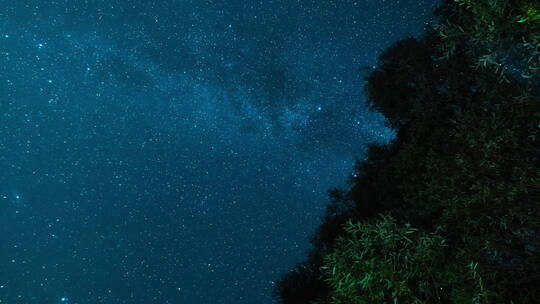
[0,1,440,303]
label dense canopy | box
[275,0,540,303]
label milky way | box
[0,1,440,303]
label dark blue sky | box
[0,1,440,303]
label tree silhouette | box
[274,0,540,303]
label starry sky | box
[0,1,441,303]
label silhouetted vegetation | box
[274,0,539,303]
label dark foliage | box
[273,260,328,304]
[274,0,540,303]
[363,38,433,129]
